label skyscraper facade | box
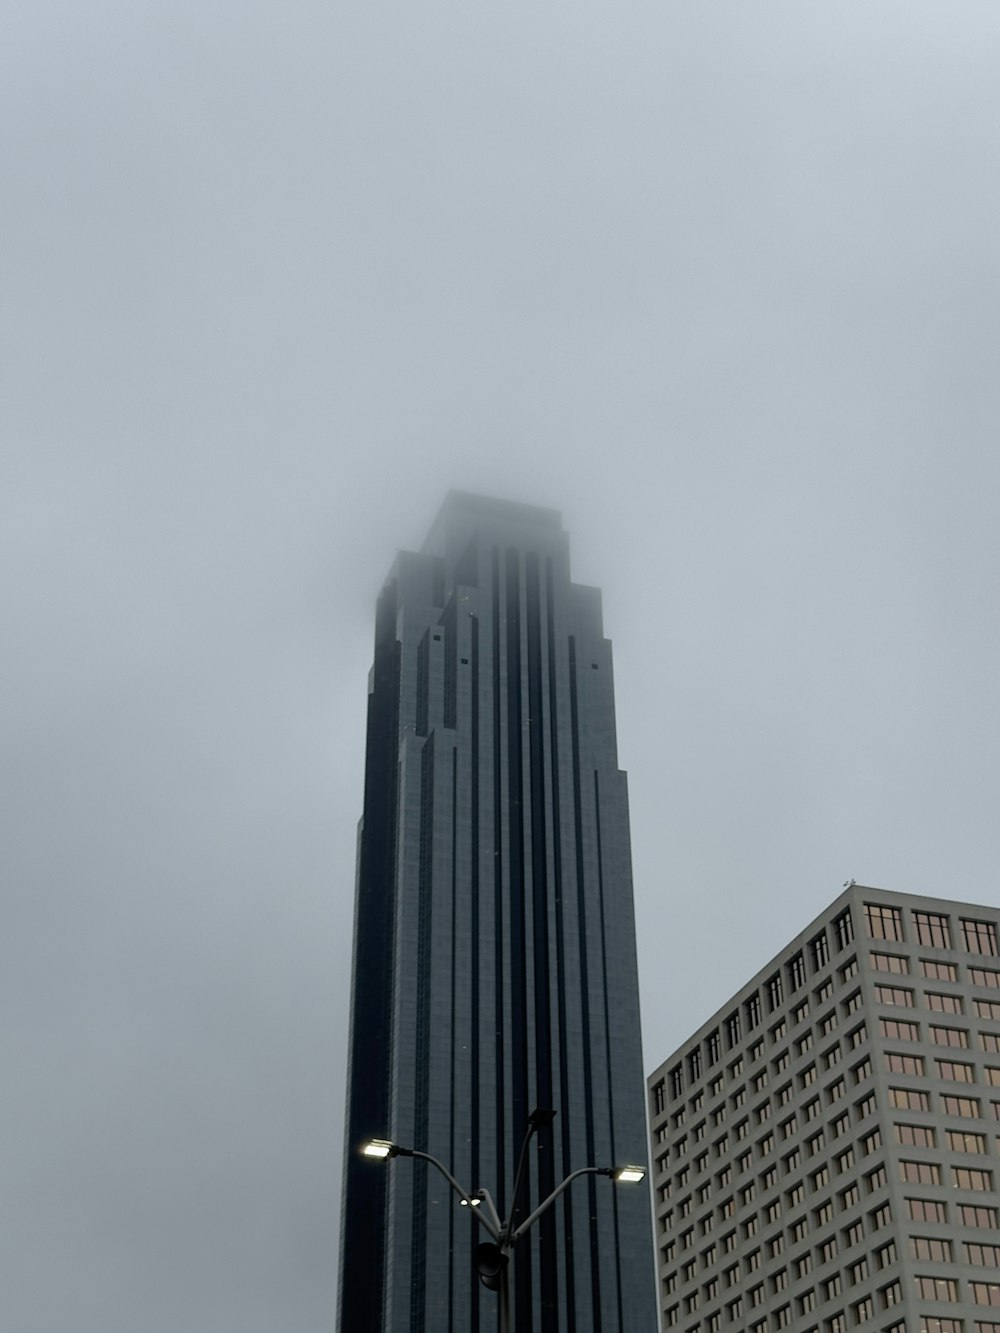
[648,884,1000,1333]
[338,493,655,1333]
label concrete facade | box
[648,884,1000,1333]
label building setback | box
[338,492,656,1333]
[648,884,1000,1333]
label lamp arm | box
[509,1166,611,1245]
[502,1119,538,1244]
[406,1149,502,1241]
[476,1188,503,1234]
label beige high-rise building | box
[648,884,1000,1333]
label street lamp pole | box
[362,1110,645,1333]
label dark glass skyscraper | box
[338,493,655,1332]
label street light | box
[361,1110,645,1333]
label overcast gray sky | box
[4,2,1000,1329]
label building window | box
[783,1148,801,1174]
[811,931,831,971]
[839,956,859,981]
[855,1091,877,1119]
[827,1077,846,1103]
[908,1196,948,1223]
[896,1122,936,1147]
[815,1201,834,1228]
[960,1204,999,1228]
[880,1279,903,1308]
[913,910,952,948]
[870,950,909,973]
[766,972,784,1010]
[927,991,964,1013]
[875,984,914,1006]
[787,953,806,991]
[745,992,762,1029]
[851,1056,873,1084]
[879,1017,920,1041]
[931,1024,969,1047]
[688,1048,702,1081]
[947,1129,987,1153]
[830,1110,851,1138]
[972,1284,1000,1307]
[963,919,1000,956]
[884,1051,923,1075]
[851,1295,874,1324]
[847,1023,866,1051]
[875,1239,897,1268]
[966,1243,1000,1266]
[889,1086,930,1111]
[835,1146,855,1173]
[971,966,1000,989]
[900,1160,941,1185]
[954,1166,994,1190]
[843,1219,864,1247]
[942,1093,982,1117]
[725,1011,742,1048]
[652,1080,667,1116]
[914,1276,959,1302]
[922,958,959,981]
[822,1274,842,1301]
[773,1050,789,1074]
[937,1059,976,1082]
[910,1236,953,1261]
[864,1163,887,1191]
[833,909,854,950]
[865,904,904,941]
[839,1182,860,1209]
[792,999,810,1025]
[669,1065,684,1098]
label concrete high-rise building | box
[338,493,655,1333]
[648,884,1000,1333]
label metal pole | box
[498,1259,510,1333]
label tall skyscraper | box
[648,884,1000,1333]
[338,493,655,1333]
